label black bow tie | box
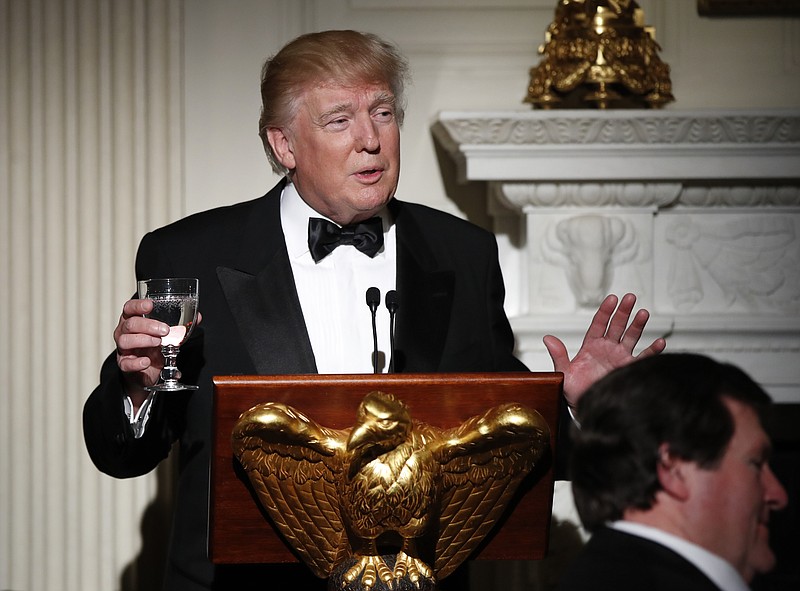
[307,216,384,263]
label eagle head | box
[346,391,412,468]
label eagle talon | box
[343,555,394,590]
[393,551,434,588]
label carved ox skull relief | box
[545,215,638,307]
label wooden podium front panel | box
[209,372,562,565]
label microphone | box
[385,290,399,373]
[366,287,381,374]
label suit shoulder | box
[148,194,269,241]
[559,528,721,591]
[393,200,495,241]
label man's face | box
[269,82,401,225]
[688,398,788,581]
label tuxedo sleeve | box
[82,230,190,478]
[82,352,178,477]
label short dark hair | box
[570,353,771,532]
[257,30,410,175]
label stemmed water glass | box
[137,277,199,391]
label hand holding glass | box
[137,278,199,391]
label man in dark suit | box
[559,353,788,591]
[83,30,664,591]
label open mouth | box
[355,168,383,182]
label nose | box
[764,463,788,511]
[354,116,379,153]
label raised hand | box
[543,293,666,410]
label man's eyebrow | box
[370,91,396,107]
[316,102,355,122]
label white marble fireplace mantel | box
[432,109,800,403]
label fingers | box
[114,300,169,338]
[618,308,649,351]
[117,352,154,373]
[113,296,191,391]
[113,298,168,378]
[582,294,619,342]
[636,337,667,360]
[121,297,153,319]
[116,327,164,352]
[585,293,661,353]
[605,293,637,343]
[543,335,570,373]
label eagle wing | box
[231,402,349,578]
[431,403,550,579]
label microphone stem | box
[388,308,396,373]
[385,290,399,374]
[371,312,379,374]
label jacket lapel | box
[216,180,317,374]
[391,200,454,372]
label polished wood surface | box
[209,372,562,565]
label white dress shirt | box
[610,521,750,591]
[280,181,396,374]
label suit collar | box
[216,179,317,374]
[231,178,288,275]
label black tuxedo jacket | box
[558,527,725,591]
[83,180,527,590]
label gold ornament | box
[231,390,550,590]
[525,0,674,109]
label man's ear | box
[656,443,691,501]
[267,127,296,171]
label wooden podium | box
[209,372,562,565]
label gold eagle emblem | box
[231,391,550,590]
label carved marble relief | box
[436,112,800,147]
[528,212,650,311]
[544,215,639,307]
[659,214,800,314]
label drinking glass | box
[137,277,199,391]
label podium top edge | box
[212,372,563,387]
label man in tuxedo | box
[559,353,788,591]
[83,30,664,590]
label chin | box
[356,190,392,210]
[747,545,777,580]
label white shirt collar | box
[280,180,392,262]
[610,521,750,591]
